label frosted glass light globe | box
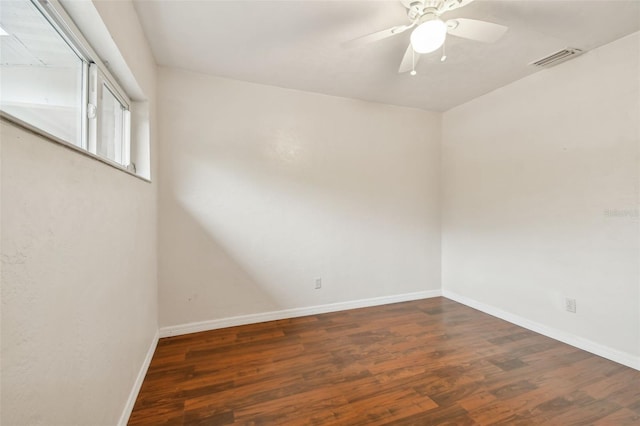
[410,19,447,54]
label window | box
[0,0,134,172]
[90,64,131,166]
[99,84,128,164]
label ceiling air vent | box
[530,48,583,68]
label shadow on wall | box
[157,76,440,325]
[159,149,435,325]
[159,200,282,327]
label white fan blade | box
[343,23,414,48]
[446,18,508,43]
[398,44,420,73]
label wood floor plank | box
[129,297,640,425]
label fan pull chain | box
[410,48,417,76]
[441,39,447,62]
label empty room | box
[1,0,639,424]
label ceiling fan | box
[344,0,508,74]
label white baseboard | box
[442,289,640,371]
[159,290,441,338]
[118,330,160,426]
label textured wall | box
[1,122,158,424]
[0,0,158,424]
[157,68,441,328]
[442,33,640,362]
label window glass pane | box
[98,84,125,164]
[0,0,84,145]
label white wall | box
[442,33,640,365]
[0,0,158,424]
[158,68,441,328]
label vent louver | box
[530,48,583,68]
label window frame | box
[89,63,132,166]
[0,0,141,178]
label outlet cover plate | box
[565,298,577,313]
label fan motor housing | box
[401,1,448,20]
[401,0,474,17]
[400,0,464,21]
[401,0,444,8]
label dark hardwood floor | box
[129,297,640,425]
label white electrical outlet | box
[565,298,577,313]
[315,278,322,290]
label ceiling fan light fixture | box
[410,18,447,54]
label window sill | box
[1,113,151,183]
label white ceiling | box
[133,0,640,111]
